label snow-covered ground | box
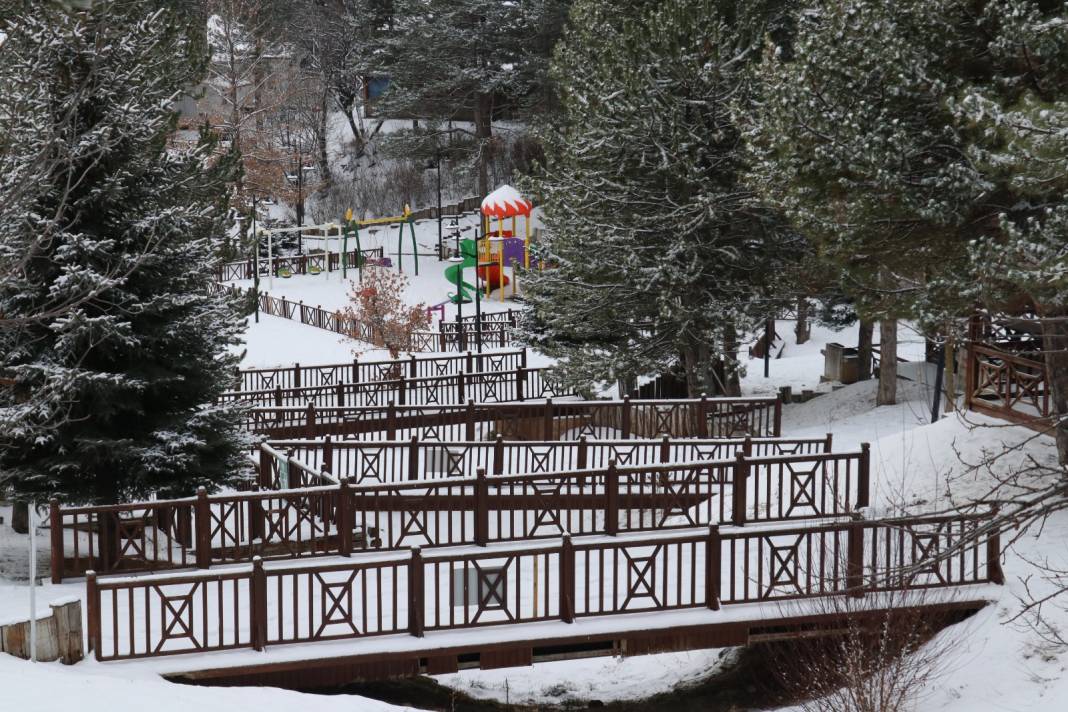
[4,231,1066,710]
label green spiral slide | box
[444,238,478,304]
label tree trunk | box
[795,298,811,345]
[253,37,265,133]
[474,92,493,197]
[857,320,874,381]
[11,501,28,534]
[682,346,700,398]
[722,325,741,397]
[943,335,956,413]
[1040,314,1068,465]
[877,319,898,405]
[317,86,330,182]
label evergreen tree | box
[379,0,571,195]
[0,2,249,504]
[745,0,996,406]
[519,0,800,397]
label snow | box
[3,220,1066,710]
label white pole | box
[28,501,37,662]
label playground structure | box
[342,206,420,280]
[253,207,420,286]
[443,184,534,304]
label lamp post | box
[252,193,260,324]
[425,157,443,260]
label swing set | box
[342,205,420,280]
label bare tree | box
[765,589,966,712]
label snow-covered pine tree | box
[938,0,1068,461]
[0,2,249,504]
[745,0,1002,406]
[518,0,800,397]
[379,0,570,196]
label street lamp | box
[425,156,442,260]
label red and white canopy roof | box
[481,184,532,218]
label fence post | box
[493,434,504,475]
[465,350,474,373]
[659,434,670,464]
[387,400,397,439]
[543,397,554,441]
[439,322,447,352]
[323,436,334,476]
[515,366,526,402]
[475,467,489,546]
[409,547,425,637]
[742,436,753,457]
[409,354,418,378]
[294,362,302,388]
[250,556,267,651]
[49,498,63,584]
[299,301,306,324]
[520,347,528,369]
[465,399,476,440]
[335,382,345,408]
[621,395,632,439]
[577,436,588,471]
[987,521,1005,585]
[857,443,871,509]
[457,370,466,402]
[847,517,866,597]
[731,453,748,526]
[605,460,619,536]
[337,479,352,556]
[258,445,272,489]
[773,397,783,437]
[195,487,211,569]
[274,385,283,410]
[408,435,420,481]
[697,395,709,438]
[560,533,575,623]
[352,357,360,383]
[305,402,317,440]
[86,570,100,660]
[824,433,834,453]
[398,375,407,407]
[706,525,721,610]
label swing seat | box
[308,264,322,276]
[277,266,293,278]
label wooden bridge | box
[47,358,1004,684]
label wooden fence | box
[225,367,564,412]
[247,395,783,441]
[966,342,1051,427]
[215,248,385,282]
[84,511,1000,661]
[212,280,518,352]
[52,446,866,581]
[261,434,835,486]
[235,349,527,391]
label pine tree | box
[0,2,249,505]
[379,0,571,195]
[518,0,800,396]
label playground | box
[231,186,540,336]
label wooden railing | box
[966,342,1052,428]
[261,434,835,486]
[235,349,527,391]
[84,511,1000,661]
[212,280,518,352]
[215,248,385,282]
[247,395,783,441]
[52,447,865,581]
[223,367,565,412]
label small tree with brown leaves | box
[342,266,430,361]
